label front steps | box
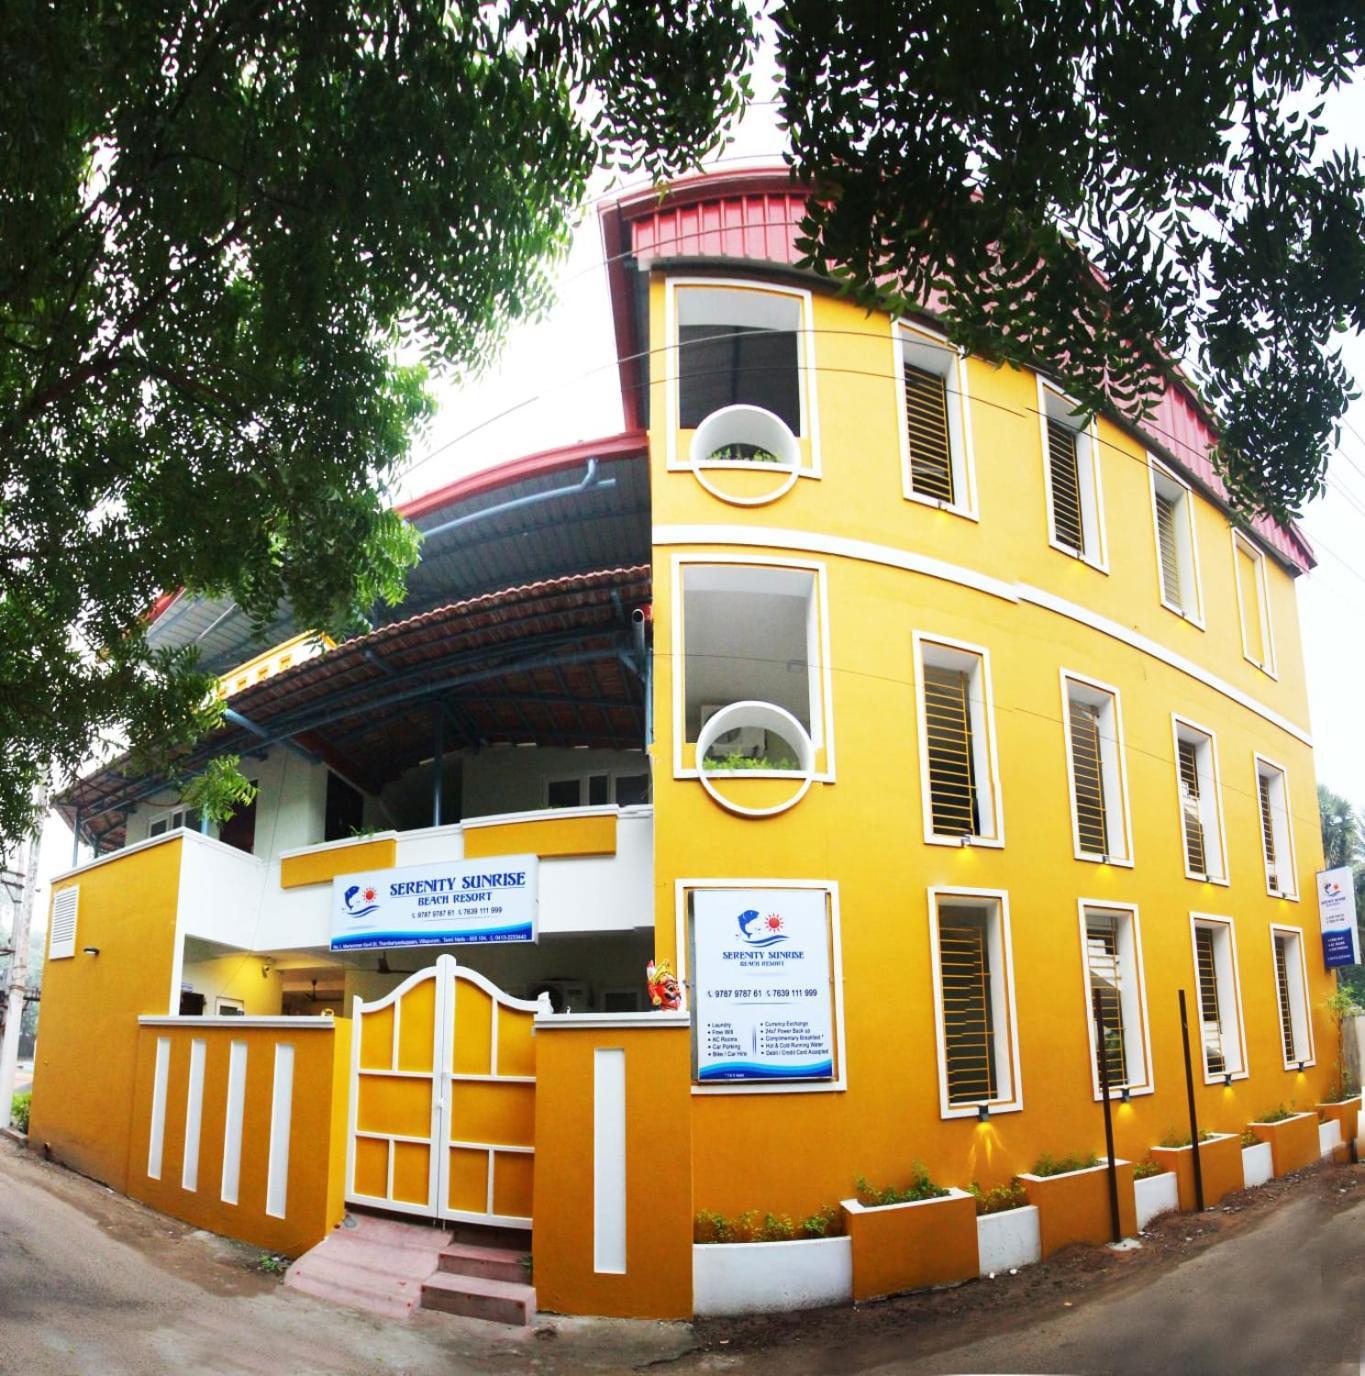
[286,1213,535,1327]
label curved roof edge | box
[600,167,1314,575]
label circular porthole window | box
[694,700,817,818]
[688,404,802,506]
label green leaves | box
[181,756,258,826]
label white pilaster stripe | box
[181,1039,206,1192]
[265,1043,295,1219]
[147,1037,171,1180]
[221,1041,248,1206]
[593,1048,627,1275]
[653,524,1312,747]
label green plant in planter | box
[970,1180,1028,1215]
[695,1206,838,1243]
[1158,1128,1216,1148]
[701,750,799,772]
[799,1205,841,1238]
[1030,1151,1100,1177]
[1132,1160,1167,1180]
[1240,1128,1259,1148]
[854,1163,948,1205]
[707,443,783,464]
[1256,1103,1296,1123]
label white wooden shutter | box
[49,886,79,960]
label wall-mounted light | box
[1224,1072,1233,1087]
[1121,1086,1131,1103]
[261,961,272,979]
[1100,854,1110,865]
[1297,1061,1305,1072]
[959,835,972,849]
[977,1103,990,1122]
[81,946,100,957]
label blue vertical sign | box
[1317,866,1361,969]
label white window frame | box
[1189,913,1249,1083]
[1038,378,1108,572]
[1059,670,1134,866]
[1170,715,1230,885]
[892,319,978,520]
[148,805,200,839]
[913,631,1005,848]
[1077,901,1154,1100]
[214,996,246,1017]
[1148,456,1205,626]
[663,276,821,476]
[1268,923,1315,1071]
[673,878,846,1096]
[928,886,1023,1119]
[1254,753,1298,900]
[670,554,835,782]
[542,770,648,809]
[1231,529,1277,678]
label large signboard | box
[691,887,835,1083]
[330,856,538,950]
[1317,866,1361,969]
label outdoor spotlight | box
[81,946,100,957]
[959,835,972,848]
[977,1103,990,1122]
[1298,1061,1306,1072]
[1121,1086,1131,1103]
[1224,1072,1233,1087]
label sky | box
[13,48,1365,941]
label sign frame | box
[1317,865,1361,970]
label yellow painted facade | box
[279,836,397,888]
[646,275,1332,1226]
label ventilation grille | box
[1237,543,1266,663]
[1274,935,1298,1063]
[1259,775,1280,892]
[904,364,955,504]
[1177,737,1207,877]
[1069,698,1109,856]
[1194,925,1225,1076]
[938,912,998,1105]
[49,886,79,960]
[1086,914,1128,1090]
[1155,489,1182,605]
[1047,418,1085,555]
[923,664,979,837]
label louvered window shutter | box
[1259,775,1280,891]
[49,886,79,960]
[1086,915,1128,1089]
[1047,419,1086,555]
[1274,935,1297,1062]
[904,364,955,504]
[1238,544,1266,662]
[1177,738,1207,876]
[939,913,998,1104]
[924,665,979,836]
[1155,490,1183,605]
[1069,699,1109,856]
[1194,926,1225,1075]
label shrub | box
[854,1163,948,1206]
[1030,1152,1099,1178]
[1132,1160,1167,1180]
[800,1205,841,1238]
[970,1180,1028,1215]
[1240,1128,1259,1148]
[10,1091,30,1134]
[700,751,798,771]
[708,444,782,464]
[1256,1104,1296,1124]
[1158,1128,1215,1148]
[695,1206,841,1243]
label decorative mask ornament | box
[646,959,682,1011]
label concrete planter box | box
[1248,1112,1319,1176]
[1133,1170,1179,1229]
[1242,1140,1274,1188]
[692,1236,853,1316]
[1018,1159,1136,1258]
[976,1205,1041,1276]
[1318,1117,1344,1160]
[1149,1133,1243,1211]
[1316,1096,1360,1152]
[840,1188,978,1301]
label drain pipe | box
[417,458,616,546]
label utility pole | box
[0,787,46,1130]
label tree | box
[774,1,1365,522]
[0,1,750,844]
[1319,784,1365,1005]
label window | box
[1232,531,1275,674]
[323,772,365,843]
[677,560,829,776]
[148,806,201,838]
[1150,460,1203,621]
[544,772,649,808]
[1040,382,1106,568]
[1172,718,1228,883]
[915,635,1003,846]
[218,782,258,854]
[1061,674,1132,864]
[1255,756,1297,898]
[1080,905,1152,1098]
[930,890,1021,1116]
[675,284,804,436]
[895,323,975,515]
[1190,916,1247,1081]
[1271,926,1313,1069]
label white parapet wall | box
[692,1237,853,1316]
[1320,1118,1343,1158]
[1242,1141,1274,1189]
[1133,1172,1179,1230]
[976,1205,1041,1275]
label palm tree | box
[1320,785,1362,870]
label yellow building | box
[28,170,1348,1321]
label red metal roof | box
[601,168,1313,573]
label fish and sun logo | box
[737,908,787,948]
[343,883,380,918]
